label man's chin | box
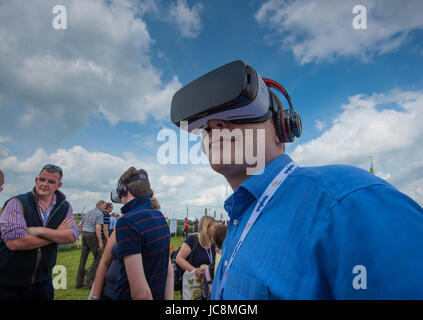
[210,162,246,176]
[36,190,52,197]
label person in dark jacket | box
[0,164,78,300]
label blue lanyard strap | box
[217,160,298,299]
[205,247,213,264]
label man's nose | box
[208,119,230,130]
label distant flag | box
[370,156,374,175]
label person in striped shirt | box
[113,167,173,300]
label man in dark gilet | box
[0,164,78,300]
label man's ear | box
[58,182,62,189]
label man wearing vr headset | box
[111,167,173,300]
[0,164,78,300]
[171,60,423,299]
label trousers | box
[75,232,103,286]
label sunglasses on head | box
[43,164,63,173]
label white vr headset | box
[170,60,302,143]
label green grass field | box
[54,235,186,300]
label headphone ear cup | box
[290,112,302,139]
[283,110,295,143]
[274,110,286,143]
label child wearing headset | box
[110,167,173,300]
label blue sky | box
[1,0,423,219]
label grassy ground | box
[54,235,186,300]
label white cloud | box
[0,145,161,211]
[315,120,326,131]
[290,88,423,205]
[0,0,181,138]
[168,0,203,38]
[0,137,10,157]
[255,0,423,64]
[183,185,227,207]
[0,145,229,219]
[159,174,186,187]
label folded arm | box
[6,235,52,251]
[0,199,78,251]
[27,204,78,244]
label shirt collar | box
[121,195,153,214]
[242,153,294,200]
[224,154,294,219]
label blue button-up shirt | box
[211,154,423,299]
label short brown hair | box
[120,167,150,198]
[39,167,63,181]
[106,202,113,210]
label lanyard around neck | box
[217,160,298,299]
[205,247,213,264]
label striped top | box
[101,210,110,239]
[114,195,170,300]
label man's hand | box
[57,218,73,230]
[98,242,103,251]
[27,218,72,237]
[27,227,44,237]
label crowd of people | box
[0,165,225,300]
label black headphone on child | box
[263,78,302,143]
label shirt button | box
[233,219,238,226]
[224,260,228,267]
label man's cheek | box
[201,134,210,157]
